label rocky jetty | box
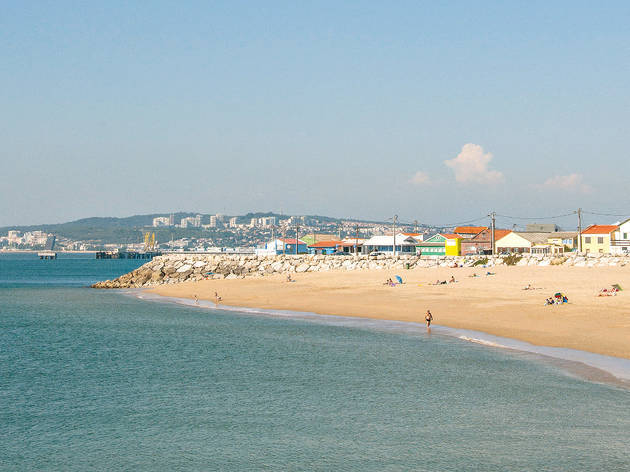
[91,252,629,289]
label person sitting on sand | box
[287,274,293,283]
[449,275,456,283]
[523,284,533,290]
[469,273,479,278]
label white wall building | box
[612,218,630,254]
[362,235,420,255]
[153,216,171,227]
[180,215,202,228]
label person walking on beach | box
[425,310,433,328]
[194,294,199,305]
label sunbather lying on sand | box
[598,286,619,297]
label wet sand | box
[149,265,630,360]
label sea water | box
[1,253,629,471]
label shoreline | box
[146,265,630,361]
[132,289,630,387]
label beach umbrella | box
[613,284,623,291]
[554,292,562,298]
[395,275,403,284]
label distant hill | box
[0,212,387,244]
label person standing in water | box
[425,310,433,328]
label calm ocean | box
[1,253,629,471]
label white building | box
[260,216,276,227]
[153,216,171,227]
[362,234,420,255]
[7,230,21,244]
[612,218,630,254]
[180,215,202,228]
[229,217,238,228]
[495,232,563,254]
[397,232,424,242]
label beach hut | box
[417,234,461,256]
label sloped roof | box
[279,238,307,244]
[582,225,618,235]
[508,232,553,245]
[454,226,487,234]
[308,240,343,248]
[493,229,512,240]
[468,229,512,241]
[363,235,419,246]
[548,231,578,238]
[420,233,460,244]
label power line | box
[495,211,576,220]
[582,210,629,218]
[398,215,489,228]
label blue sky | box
[1,1,628,227]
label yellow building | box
[547,232,578,250]
[581,225,617,254]
[444,234,462,256]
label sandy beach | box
[149,265,630,359]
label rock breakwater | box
[91,252,629,289]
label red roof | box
[402,232,422,237]
[454,226,487,235]
[441,233,462,239]
[582,225,618,235]
[279,238,307,244]
[308,240,343,248]
[493,229,512,240]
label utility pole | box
[490,211,496,256]
[577,208,583,253]
[295,222,299,255]
[355,224,359,257]
[392,214,398,256]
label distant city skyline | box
[2,1,629,227]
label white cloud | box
[444,143,503,184]
[541,173,592,193]
[409,171,430,185]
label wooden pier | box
[95,250,162,260]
